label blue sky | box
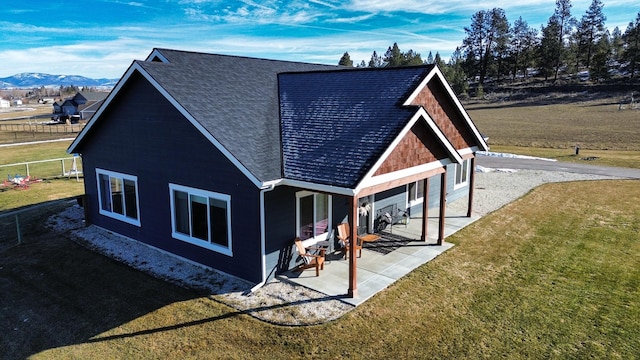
[0,0,636,79]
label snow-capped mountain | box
[0,72,118,88]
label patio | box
[280,201,480,306]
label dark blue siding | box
[77,72,262,283]
[264,186,297,279]
[263,187,349,280]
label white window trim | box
[453,159,471,190]
[407,181,425,208]
[169,183,233,256]
[295,191,332,246]
[96,168,141,226]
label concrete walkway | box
[280,206,479,306]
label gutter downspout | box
[250,183,276,293]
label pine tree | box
[622,12,640,79]
[368,51,383,68]
[462,8,509,85]
[384,43,404,67]
[576,0,606,70]
[539,17,562,81]
[338,52,353,67]
[610,27,624,64]
[590,30,612,81]
[427,51,434,64]
[510,17,538,80]
[403,49,423,66]
[552,0,574,81]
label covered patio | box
[280,200,480,306]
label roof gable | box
[404,66,488,153]
[373,118,453,176]
[279,67,429,188]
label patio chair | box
[294,237,326,276]
[337,222,361,259]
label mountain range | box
[0,73,118,89]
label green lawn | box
[3,180,637,359]
[0,141,84,211]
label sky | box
[0,0,636,79]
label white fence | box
[0,156,83,182]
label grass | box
[0,141,74,164]
[489,145,640,169]
[2,180,638,359]
[0,141,84,211]
[466,98,640,168]
[0,179,84,212]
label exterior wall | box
[77,72,263,282]
[263,186,348,280]
[407,163,469,217]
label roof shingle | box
[138,49,339,183]
[279,66,432,188]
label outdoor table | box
[358,234,380,243]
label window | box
[454,159,471,189]
[96,169,140,226]
[169,184,232,256]
[296,191,331,241]
[407,180,425,204]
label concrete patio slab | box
[280,204,472,306]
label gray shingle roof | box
[138,49,340,183]
[279,67,431,188]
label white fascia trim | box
[358,111,419,184]
[145,49,169,62]
[357,108,461,192]
[355,108,461,193]
[279,179,355,196]
[68,62,138,153]
[403,66,489,152]
[358,159,451,190]
[69,62,263,189]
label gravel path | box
[46,167,621,326]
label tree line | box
[339,0,640,95]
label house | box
[54,91,108,120]
[68,48,488,297]
[79,99,104,120]
[0,98,9,108]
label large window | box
[96,169,140,226]
[169,184,232,256]
[407,180,425,205]
[454,159,471,189]
[296,191,331,241]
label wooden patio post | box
[348,195,359,298]
[438,170,447,245]
[467,157,476,218]
[421,178,429,242]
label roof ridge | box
[152,48,340,68]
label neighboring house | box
[52,100,63,114]
[79,99,104,120]
[54,91,108,119]
[60,99,78,116]
[0,98,9,108]
[68,48,488,297]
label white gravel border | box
[45,167,620,325]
